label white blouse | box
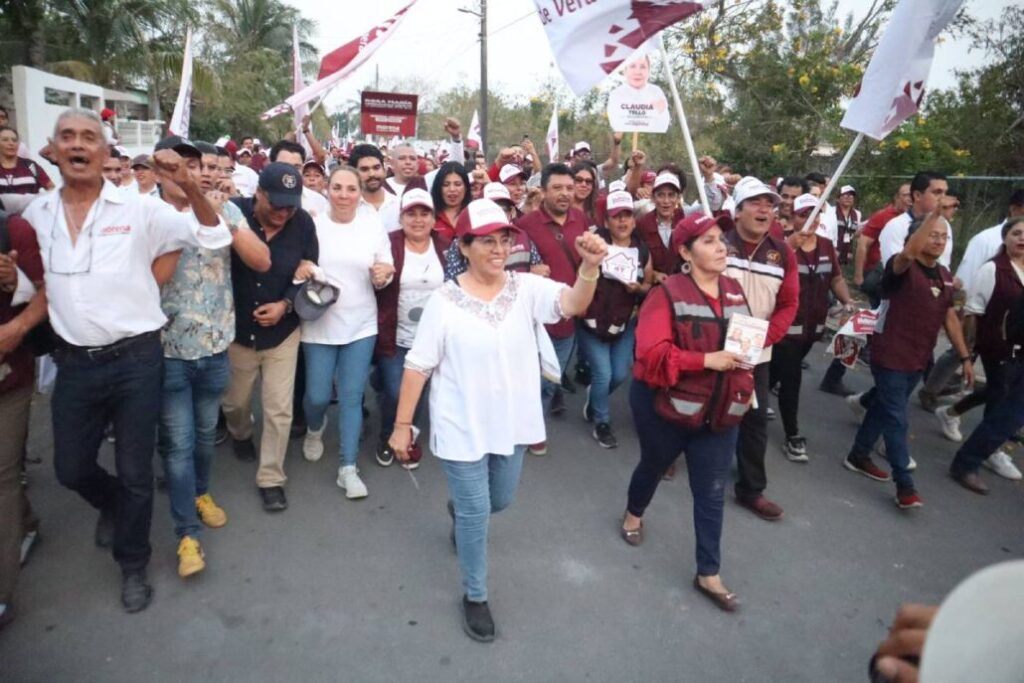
[301,210,393,345]
[405,272,568,462]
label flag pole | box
[659,32,710,216]
[801,132,865,233]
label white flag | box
[468,110,482,149]
[168,28,193,137]
[545,104,559,163]
[291,24,314,159]
[532,1,708,95]
[262,2,417,120]
[841,0,964,140]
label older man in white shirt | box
[21,108,230,614]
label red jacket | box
[374,231,449,358]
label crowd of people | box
[1,105,1023,646]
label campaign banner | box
[360,91,418,137]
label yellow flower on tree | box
[799,74,810,87]
[896,139,911,150]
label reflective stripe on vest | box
[672,301,716,319]
[505,249,531,270]
[670,397,703,416]
[727,400,750,416]
[726,255,785,280]
[797,263,833,275]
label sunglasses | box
[574,176,594,185]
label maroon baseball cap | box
[670,213,724,253]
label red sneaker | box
[528,442,548,456]
[895,489,923,509]
[844,455,891,482]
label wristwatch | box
[282,299,294,314]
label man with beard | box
[351,144,400,233]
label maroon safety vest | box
[871,260,954,372]
[787,237,838,344]
[581,230,649,341]
[654,273,755,432]
[975,251,1024,364]
[636,209,683,276]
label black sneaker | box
[95,507,115,549]
[549,390,566,416]
[259,486,288,512]
[121,570,153,613]
[214,425,228,446]
[765,406,776,420]
[561,373,577,394]
[593,422,618,448]
[917,389,939,412]
[819,380,855,397]
[575,362,591,387]
[232,437,256,462]
[462,595,495,642]
[290,421,308,439]
[376,441,395,467]
[784,435,808,463]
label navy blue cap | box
[258,162,303,208]
[154,135,201,158]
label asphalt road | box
[2,350,1021,682]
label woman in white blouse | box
[388,198,608,642]
[297,166,394,499]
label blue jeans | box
[375,347,428,442]
[951,360,1024,475]
[541,332,576,400]
[627,381,736,576]
[158,353,229,540]
[576,320,636,424]
[303,336,376,467]
[441,447,526,602]
[850,366,921,490]
[51,334,163,572]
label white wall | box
[11,65,162,177]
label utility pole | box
[460,1,488,154]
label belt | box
[56,330,160,362]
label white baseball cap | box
[839,184,856,196]
[653,172,681,191]
[732,176,781,207]
[608,179,627,193]
[400,187,434,213]
[499,164,528,184]
[606,190,635,216]
[455,198,521,238]
[483,182,513,205]
[793,193,819,215]
[573,141,591,154]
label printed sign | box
[602,245,641,284]
[725,314,769,369]
[361,91,419,137]
[606,51,670,133]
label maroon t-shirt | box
[1,214,44,394]
[0,158,52,195]
[870,258,954,372]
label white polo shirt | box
[955,222,1005,292]
[23,181,232,347]
[358,192,401,233]
[879,211,953,268]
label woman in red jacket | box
[621,212,751,612]
[373,188,449,468]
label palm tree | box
[207,0,317,70]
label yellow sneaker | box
[195,493,227,528]
[177,536,205,578]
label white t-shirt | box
[358,192,401,233]
[396,246,444,348]
[964,259,1024,316]
[302,186,328,218]
[300,211,393,346]
[879,211,953,268]
[386,177,407,195]
[955,222,1005,292]
[405,272,568,462]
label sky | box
[284,0,1007,115]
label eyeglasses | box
[49,199,94,275]
[574,176,594,185]
[475,234,515,251]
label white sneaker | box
[336,465,369,499]
[846,393,866,419]
[303,420,327,462]
[906,456,917,471]
[934,406,962,442]
[983,449,1022,481]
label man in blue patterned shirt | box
[152,137,271,579]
